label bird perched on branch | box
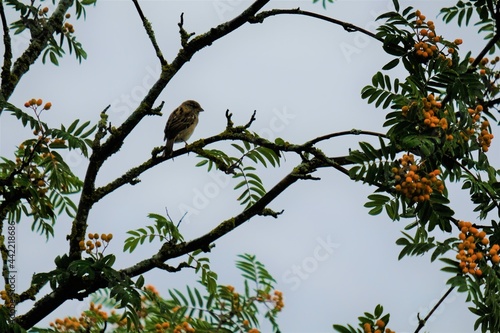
[163,100,204,157]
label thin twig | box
[249,8,382,42]
[131,0,167,66]
[307,129,387,146]
[414,286,455,333]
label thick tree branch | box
[92,127,379,202]
[16,274,108,329]
[121,157,325,277]
[0,0,12,100]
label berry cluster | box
[401,94,450,140]
[363,320,395,333]
[49,302,108,332]
[79,233,113,254]
[24,98,52,111]
[392,153,444,202]
[455,221,500,278]
[63,20,75,34]
[172,321,195,333]
[475,56,500,97]
[37,8,74,33]
[0,289,13,309]
[478,120,494,152]
[271,290,284,311]
[462,105,494,152]
[456,221,488,276]
[413,10,461,64]
[154,322,170,333]
[241,320,261,333]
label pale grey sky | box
[0,1,495,332]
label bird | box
[163,100,204,157]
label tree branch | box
[4,0,73,100]
[414,286,455,333]
[248,8,382,42]
[92,126,380,202]
[131,0,167,66]
[0,0,12,100]
[121,157,325,277]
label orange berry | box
[454,38,463,45]
[492,254,500,264]
[44,102,52,110]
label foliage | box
[0,99,94,238]
[124,213,184,253]
[2,0,500,332]
[32,254,283,333]
[340,0,500,331]
[5,0,94,65]
[333,304,394,333]
[196,140,281,209]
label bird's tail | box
[163,139,175,157]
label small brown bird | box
[163,100,204,157]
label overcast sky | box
[1,1,496,332]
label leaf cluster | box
[124,213,184,253]
[0,103,95,238]
[333,304,391,333]
[36,254,282,333]
[196,140,281,208]
[5,0,95,65]
[440,1,500,53]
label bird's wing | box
[164,110,196,141]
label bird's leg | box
[183,140,190,155]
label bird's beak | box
[199,108,204,112]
